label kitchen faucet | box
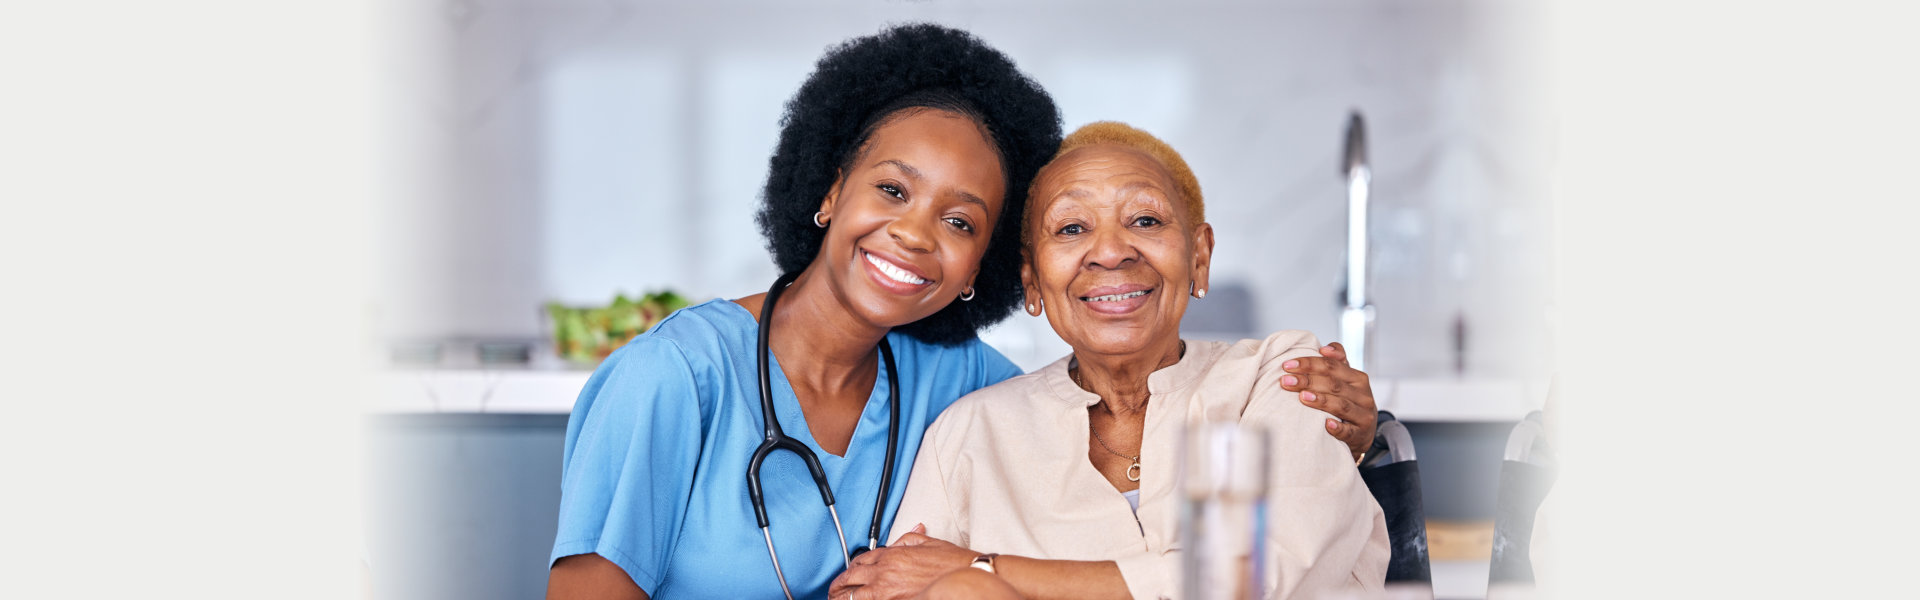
[1341,111,1375,371]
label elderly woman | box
[830,122,1389,600]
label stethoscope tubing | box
[747,272,902,599]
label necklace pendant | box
[1126,460,1141,482]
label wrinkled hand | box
[1280,342,1377,461]
[828,524,977,600]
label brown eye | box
[1057,223,1084,236]
[1132,216,1161,227]
[944,216,974,233]
[877,184,904,199]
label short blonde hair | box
[1030,121,1205,231]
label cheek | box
[1147,240,1194,276]
[1035,254,1076,297]
[944,237,990,276]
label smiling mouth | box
[863,251,930,286]
[1081,289,1152,302]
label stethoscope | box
[748,272,902,600]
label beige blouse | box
[889,330,1389,600]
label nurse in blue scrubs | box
[544,24,1065,600]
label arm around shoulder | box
[1245,332,1390,598]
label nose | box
[1083,225,1137,270]
[887,207,935,254]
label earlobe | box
[1019,254,1043,316]
[1191,223,1216,298]
[818,169,847,221]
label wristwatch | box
[968,553,999,574]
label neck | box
[766,267,888,398]
[1073,336,1185,417]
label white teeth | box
[1085,290,1149,302]
[864,252,928,285]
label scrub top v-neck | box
[550,299,1023,599]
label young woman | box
[544,24,1063,600]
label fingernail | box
[1283,360,1298,370]
[1282,375,1297,386]
[1327,418,1339,430]
[1301,391,1317,402]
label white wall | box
[378,0,1554,379]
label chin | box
[849,289,942,330]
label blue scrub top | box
[551,299,1023,599]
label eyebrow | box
[1117,180,1169,200]
[877,159,923,181]
[1050,181,1167,203]
[876,159,989,210]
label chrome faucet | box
[1340,111,1375,371]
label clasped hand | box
[827,524,976,600]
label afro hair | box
[756,23,1063,345]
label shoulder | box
[1175,332,1325,422]
[885,333,1024,399]
[1226,331,1340,431]
[572,300,751,420]
[634,299,752,357]
[1174,330,1321,384]
[571,335,702,425]
[606,299,758,377]
[1208,330,1323,372]
[926,356,1059,433]
[952,367,1049,410]
[1254,329,1322,356]
[886,333,1019,371]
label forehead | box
[1031,144,1178,211]
[861,109,993,165]
[859,110,1006,197]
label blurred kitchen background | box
[365,0,1555,598]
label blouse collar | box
[1039,340,1218,407]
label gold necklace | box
[1075,366,1143,483]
